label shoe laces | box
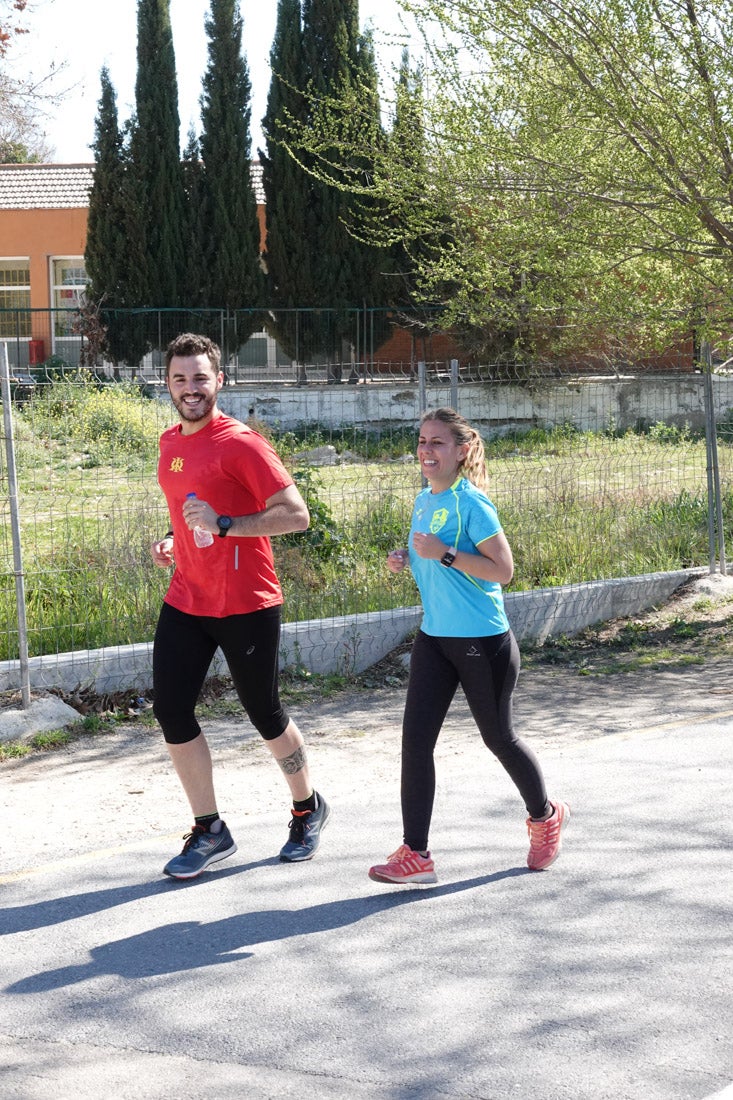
[527,813,559,849]
[386,844,428,868]
[287,809,311,842]
[181,824,208,852]
[387,844,412,863]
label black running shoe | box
[163,822,237,879]
[279,793,331,862]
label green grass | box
[1,386,732,661]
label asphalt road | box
[1,661,732,1100]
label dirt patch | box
[521,572,733,676]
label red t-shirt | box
[158,413,293,617]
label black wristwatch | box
[216,515,233,538]
[440,546,457,567]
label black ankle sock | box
[195,812,221,833]
[293,792,317,813]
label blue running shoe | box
[279,793,330,862]
[163,821,237,879]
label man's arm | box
[181,483,310,538]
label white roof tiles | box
[250,160,264,205]
[0,161,265,209]
[0,164,95,209]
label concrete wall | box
[215,374,733,436]
[0,569,703,700]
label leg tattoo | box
[277,745,307,776]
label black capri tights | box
[401,629,548,851]
[152,602,289,744]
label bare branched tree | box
[0,1,67,162]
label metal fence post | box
[418,360,426,414]
[0,342,31,706]
[702,341,727,574]
[450,358,459,408]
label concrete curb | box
[0,569,705,712]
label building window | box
[51,258,87,338]
[0,259,31,337]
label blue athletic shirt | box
[409,476,511,638]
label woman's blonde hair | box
[419,407,490,494]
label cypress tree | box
[85,68,148,369]
[260,0,313,369]
[181,127,206,307]
[302,0,360,373]
[350,24,391,360]
[264,0,388,376]
[197,0,264,362]
[131,0,187,324]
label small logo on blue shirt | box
[430,508,449,534]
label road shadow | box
[1,856,279,934]
[5,867,528,992]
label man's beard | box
[171,392,217,422]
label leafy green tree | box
[130,0,187,325]
[379,49,468,362]
[392,0,733,358]
[0,139,36,162]
[196,0,264,362]
[85,69,148,369]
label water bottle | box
[186,492,214,547]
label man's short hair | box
[165,333,222,375]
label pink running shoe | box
[526,800,570,870]
[369,844,438,884]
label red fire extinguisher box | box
[28,339,45,365]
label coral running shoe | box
[369,844,437,884]
[526,800,570,870]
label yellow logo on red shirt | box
[430,508,449,534]
[169,457,184,472]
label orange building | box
[0,164,92,367]
[0,161,268,370]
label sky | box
[9,0,417,163]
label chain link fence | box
[1,311,731,701]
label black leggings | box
[153,602,289,744]
[401,629,548,850]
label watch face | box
[217,515,233,535]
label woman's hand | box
[411,532,446,560]
[151,536,174,567]
[387,548,409,573]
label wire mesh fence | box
[0,306,696,387]
[1,325,732,697]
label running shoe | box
[369,844,438,884]
[163,821,237,879]
[526,800,570,870]
[279,792,331,862]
